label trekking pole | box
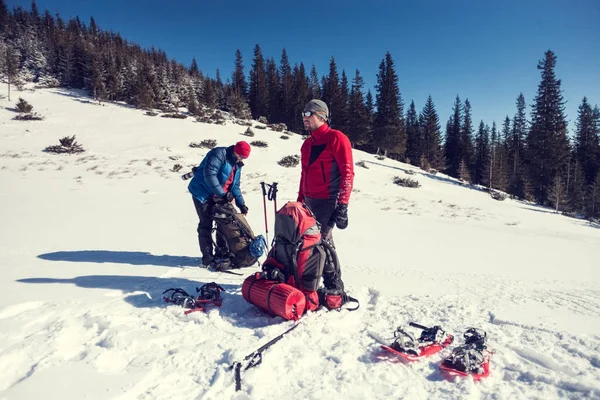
[260,182,269,245]
[230,322,300,391]
[271,182,278,214]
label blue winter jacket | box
[188,146,245,207]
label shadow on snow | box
[38,249,201,267]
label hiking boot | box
[200,256,214,269]
[211,258,233,271]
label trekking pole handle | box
[181,171,194,181]
[409,322,428,330]
[260,181,267,196]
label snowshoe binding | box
[162,282,225,315]
[439,327,491,380]
[381,322,454,361]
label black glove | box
[220,192,234,203]
[239,204,248,215]
[334,204,348,230]
[261,266,285,283]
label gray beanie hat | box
[304,99,329,120]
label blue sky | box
[7,0,600,133]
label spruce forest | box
[1,1,599,219]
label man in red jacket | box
[298,99,354,241]
[298,100,355,306]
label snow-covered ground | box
[0,88,599,400]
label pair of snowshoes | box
[381,323,491,380]
[162,282,225,315]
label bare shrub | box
[267,123,287,132]
[14,113,43,121]
[393,176,421,188]
[251,140,268,148]
[234,119,253,126]
[258,116,268,124]
[161,113,187,119]
[189,139,217,149]
[145,110,158,116]
[43,135,85,154]
[278,155,300,168]
[241,127,255,137]
[490,190,507,201]
[356,161,369,169]
[172,164,183,172]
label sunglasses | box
[301,111,315,117]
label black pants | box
[304,197,337,245]
[192,196,223,264]
[304,197,343,290]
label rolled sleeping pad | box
[242,274,306,321]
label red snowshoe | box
[163,282,225,315]
[381,322,454,361]
[439,328,492,380]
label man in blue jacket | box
[188,141,251,268]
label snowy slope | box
[0,88,599,400]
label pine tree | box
[279,49,293,127]
[365,90,375,150]
[444,96,463,177]
[508,93,528,198]
[201,78,217,109]
[347,69,370,147]
[189,57,200,77]
[185,84,201,116]
[373,52,405,157]
[249,44,268,120]
[309,65,320,99]
[86,52,106,101]
[474,121,490,185]
[574,97,600,185]
[526,50,570,205]
[3,44,20,101]
[487,121,508,190]
[405,100,421,165]
[419,95,445,171]
[214,68,225,109]
[568,159,585,213]
[461,99,475,176]
[290,62,310,132]
[333,70,350,133]
[231,49,247,99]
[89,15,98,37]
[265,57,280,123]
[134,60,158,109]
[321,56,342,125]
[494,117,510,191]
[586,174,600,219]
[0,0,9,34]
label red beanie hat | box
[234,141,251,159]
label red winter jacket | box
[297,123,354,205]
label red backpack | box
[261,201,339,311]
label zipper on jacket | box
[320,161,326,183]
